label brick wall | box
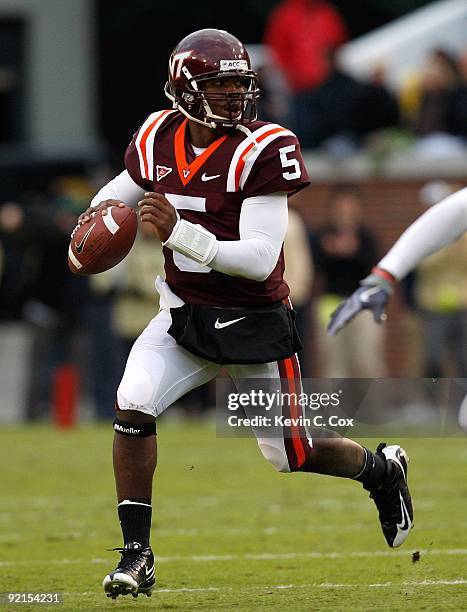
[290,179,466,376]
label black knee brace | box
[113,418,157,437]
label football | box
[68,205,137,275]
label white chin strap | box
[178,103,218,130]
[164,82,218,129]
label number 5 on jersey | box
[279,145,301,180]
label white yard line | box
[1,548,466,567]
[155,548,467,563]
[62,579,467,596]
[156,579,467,593]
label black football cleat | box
[369,443,414,548]
[103,542,155,599]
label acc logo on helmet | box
[220,60,248,71]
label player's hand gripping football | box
[138,192,178,242]
[327,269,395,335]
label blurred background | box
[1,0,467,424]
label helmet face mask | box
[165,29,260,130]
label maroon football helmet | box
[165,29,259,130]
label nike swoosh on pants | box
[214,317,246,329]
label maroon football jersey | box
[125,110,310,306]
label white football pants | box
[116,307,312,472]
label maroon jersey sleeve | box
[242,134,310,198]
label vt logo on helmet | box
[164,28,260,130]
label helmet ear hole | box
[182,92,195,104]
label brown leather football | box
[68,205,137,275]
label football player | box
[78,29,413,599]
[328,185,467,428]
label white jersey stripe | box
[135,110,176,181]
[144,110,176,181]
[239,129,294,190]
[135,112,161,180]
[226,123,286,192]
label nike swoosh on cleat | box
[214,317,246,329]
[201,173,221,182]
[145,564,155,578]
[396,492,411,532]
[75,223,96,254]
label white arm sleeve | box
[209,192,288,282]
[90,170,145,208]
[379,187,467,279]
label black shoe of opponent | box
[103,541,155,599]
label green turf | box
[0,422,466,610]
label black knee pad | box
[113,418,157,437]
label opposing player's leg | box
[229,354,413,547]
[103,310,220,599]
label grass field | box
[0,422,466,610]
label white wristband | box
[163,219,219,265]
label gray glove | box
[327,271,394,336]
